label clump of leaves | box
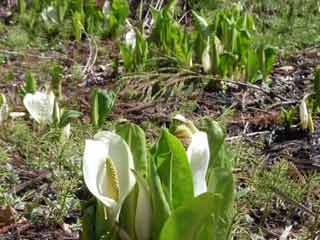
[91,89,117,128]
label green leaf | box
[149,155,171,238]
[91,89,116,128]
[24,71,37,94]
[95,200,109,240]
[246,47,259,83]
[50,63,63,98]
[202,119,231,170]
[314,66,320,111]
[154,130,194,209]
[111,0,129,23]
[116,121,148,240]
[119,185,138,240]
[116,122,148,176]
[263,45,277,80]
[163,0,178,16]
[192,11,208,34]
[59,110,82,128]
[105,0,129,36]
[211,36,222,74]
[219,52,237,78]
[80,199,96,240]
[132,170,152,240]
[159,193,219,240]
[72,11,83,41]
[207,168,235,240]
[18,0,26,14]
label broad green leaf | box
[263,45,277,80]
[91,89,116,128]
[116,122,148,240]
[24,72,37,94]
[246,47,259,83]
[72,11,83,41]
[50,63,63,98]
[95,200,109,240]
[163,0,178,16]
[219,52,237,78]
[159,193,219,240]
[80,199,96,240]
[211,36,222,74]
[192,11,208,34]
[18,0,26,14]
[149,155,171,238]
[119,185,138,240]
[111,0,129,23]
[202,119,229,170]
[132,170,152,240]
[237,29,251,63]
[59,110,82,128]
[314,66,320,111]
[116,122,148,176]
[155,130,194,209]
[207,168,235,240]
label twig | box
[226,131,270,142]
[224,80,289,101]
[266,100,298,109]
[178,10,190,23]
[0,49,76,63]
[79,25,98,87]
[9,171,51,194]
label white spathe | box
[202,41,211,73]
[174,114,210,196]
[187,131,210,196]
[62,123,71,140]
[0,94,9,124]
[102,0,110,16]
[23,91,55,124]
[83,131,136,218]
[299,100,308,129]
[125,28,136,49]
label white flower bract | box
[299,100,309,129]
[0,94,9,124]
[125,28,136,49]
[83,131,136,219]
[23,91,55,124]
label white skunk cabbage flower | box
[173,114,210,196]
[279,225,293,240]
[63,123,71,139]
[41,6,58,24]
[102,0,111,16]
[125,27,136,49]
[0,94,9,124]
[202,39,211,73]
[23,91,55,124]
[214,36,224,55]
[187,131,210,196]
[83,131,136,219]
[299,100,309,130]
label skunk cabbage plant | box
[0,94,9,124]
[23,91,55,124]
[81,119,234,240]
